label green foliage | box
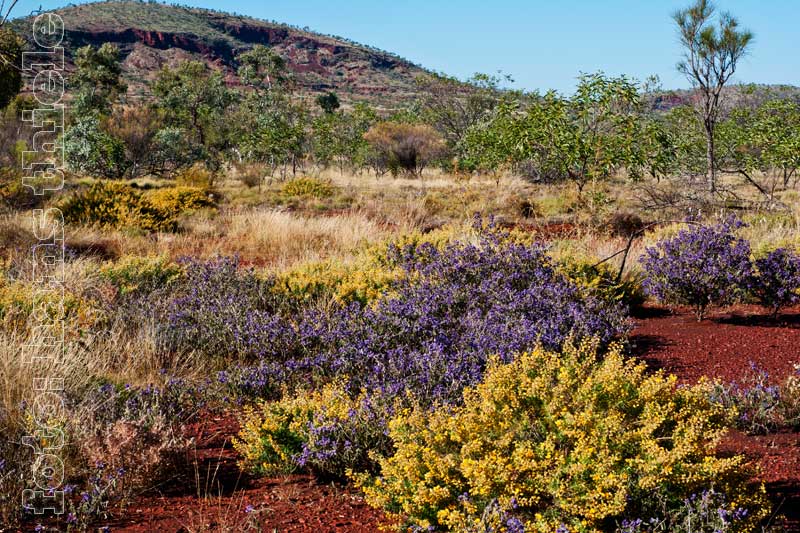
[416,72,508,149]
[72,43,127,117]
[356,340,769,532]
[462,73,642,192]
[718,99,800,193]
[236,91,306,172]
[311,103,376,171]
[0,28,23,110]
[237,44,289,93]
[64,116,128,179]
[153,60,236,170]
[316,91,341,114]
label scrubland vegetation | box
[1,0,800,531]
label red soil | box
[29,305,800,531]
[631,305,800,530]
[93,416,385,532]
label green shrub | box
[356,340,768,532]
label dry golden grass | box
[62,207,404,269]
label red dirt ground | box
[91,415,386,532]
[631,305,800,531]
[27,305,800,532]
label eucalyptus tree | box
[673,0,753,192]
[461,73,643,195]
[153,60,237,171]
[717,99,800,198]
[417,72,509,152]
[71,43,127,117]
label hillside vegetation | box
[9,1,430,104]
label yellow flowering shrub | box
[234,390,319,475]
[557,256,644,307]
[234,384,394,477]
[58,182,215,232]
[175,163,215,188]
[356,340,769,532]
[0,280,99,334]
[275,259,400,305]
[99,255,182,295]
[273,226,462,306]
[58,181,140,229]
[281,176,335,198]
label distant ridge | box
[9,1,433,105]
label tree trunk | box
[705,121,716,193]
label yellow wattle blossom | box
[357,340,770,532]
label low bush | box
[640,218,752,320]
[782,365,800,430]
[356,340,768,532]
[707,363,800,435]
[747,248,800,317]
[175,163,215,188]
[617,489,751,533]
[274,259,400,306]
[0,166,47,212]
[234,383,394,478]
[99,255,182,296]
[0,281,98,334]
[281,176,335,198]
[59,182,215,232]
[160,257,299,362]
[59,181,142,229]
[307,228,629,407]
[558,256,645,309]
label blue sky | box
[10,0,800,93]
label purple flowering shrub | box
[64,462,126,529]
[748,248,800,318]
[708,363,800,435]
[640,218,752,320]
[617,489,749,533]
[305,229,629,407]
[159,257,302,362]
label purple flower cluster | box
[293,393,394,477]
[619,489,748,532]
[161,257,302,362]
[79,376,205,430]
[181,226,627,410]
[748,247,800,318]
[641,218,752,320]
[301,228,629,406]
[709,362,783,435]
